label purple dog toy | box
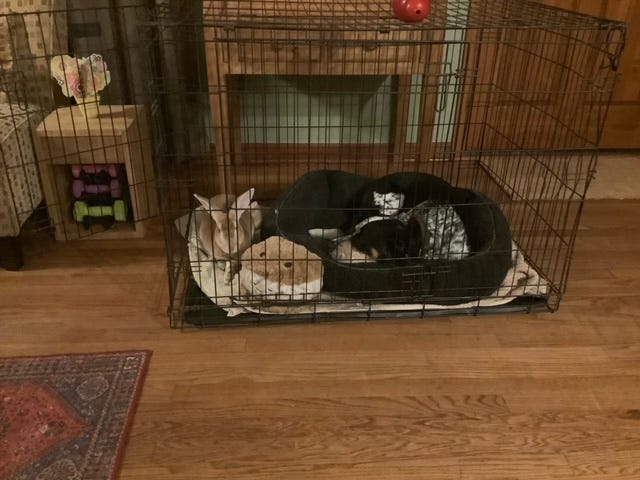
[71,164,119,179]
[72,178,122,199]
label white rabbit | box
[193,188,263,285]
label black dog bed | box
[262,170,513,303]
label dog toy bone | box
[73,199,127,223]
[71,164,118,178]
[72,178,121,198]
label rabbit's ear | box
[193,193,212,211]
[232,188,255,211]
[195,193,227,227]
[227,189,255,227]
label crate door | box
[537,0,640,148]
[34,4,160,241]
[461,1,625,153]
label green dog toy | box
[73,200,127,223]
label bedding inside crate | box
[175,171,548,317]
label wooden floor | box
[1,200,639,479]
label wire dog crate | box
[0,1,624,328]
[148,0,624,328]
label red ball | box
[392,0,430,23]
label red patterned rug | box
[0,351,151,480]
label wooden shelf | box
[34,105,158,241]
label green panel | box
[241,75,393,144]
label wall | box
[66,0,149,105]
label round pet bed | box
[262,170,513,303]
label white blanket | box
[176,209,548,317]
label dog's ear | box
[392,234,408,258]
[406,217,424,257]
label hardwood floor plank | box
[139,395,511,418]
[566,449,640,477]
[243,326,501,352]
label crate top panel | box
[198,0,625,32]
